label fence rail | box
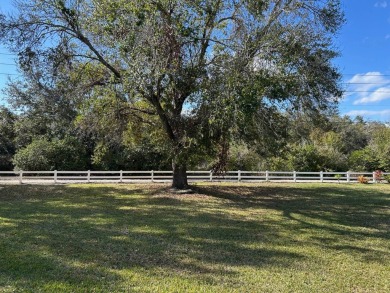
[0,170,389,184]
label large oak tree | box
[1,0,344,188]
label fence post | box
[19,170,23,184]
[87,170,91,183]
[293,171,297,183]
[266,170,269,182]
[151,170,154,182]
[373,171,376,183]
[238,170,241,182]
[120,170,123,183]
[347,171,350,183]
[320,171,323,183]
[209,170,213,182]
[54,170,57,184]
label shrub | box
[227,144,264,171]
[288,144,325,172]
[92,141,171,171]
[374,170,383,183]
[13,137,88,171]
[357,175,368,184]
[348,149,380,172]
[334,174,342,183]
[384,174,390,183]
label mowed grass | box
[0,183,389,292]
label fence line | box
[0,170,389,184]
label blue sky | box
[335,0,390,122]
[1,0,390,122]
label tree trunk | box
[172,161,188,189]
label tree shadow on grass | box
[193,184,390,262]
[0,183,388,291]
[192,184,389,232]
[0,184,305,291]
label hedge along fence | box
[0,170,389,184]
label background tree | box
[330,115,369,154]
[1,0,344,188]
[0,107,16,170]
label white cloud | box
[346,72,390,104]
[348,72,387,90]
[345,109,390,117]
[375,1,388,8]
[353,87,390,104]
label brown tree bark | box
[171,161,188,189]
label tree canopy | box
[1,0,344,188]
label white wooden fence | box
[0,170,388,184]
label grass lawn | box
[0,182,389,292]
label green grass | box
[0,182,389,292]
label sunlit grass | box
[0,183,389,292]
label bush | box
[374,170,383,182]
[384,175,390,183]
[92,141,171,171]
[348,148,380,172]
[13,137,88,171]
[227,144,263,171]
[357,175,368,184]
[334,174,342,183]
[287,144,325,172]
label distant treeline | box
[1,104,388,172]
